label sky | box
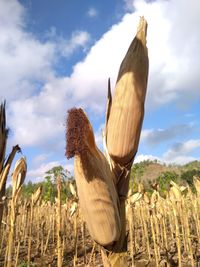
[1,0,200,183]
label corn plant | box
[66,17,149,266]
[0,103,21,228]
[6,157,27,267]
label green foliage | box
[130,160,153,192]
[156,171,179,192]
[131,160,153,178]
[43,175,56,203]
[21,181,42,199]
[43,165,72,203]
[130,160,200,193]
[6,165,74,203]
[180,169,200,187]
[183,160,200,170]
[6,182,42,199]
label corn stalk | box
[0,102,21,229]
[56,175,62,267]
[6,157,27,267]
[27,186,42,265]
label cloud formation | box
[163,139,200,162]
[141,123,196,146]
[27,159,74,183]
[60,31,91,57]
[87,7,98,18]
[0,0,55,101]
[1,0,200,179]
[136,139,200,165]
[4,0,200,149]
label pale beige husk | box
[71,110,121,246]
[106,17,149,167]
[32,186,42,205]
[12,157,27,199]
[193,176,200,194]
[75,152,121,246]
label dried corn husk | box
[169,186,182,202]
[129,192,142,204]
[151,190,159,208]
[32,186,42,205]
[66,108,121,246]
[143,192,150,204]
[106,17,149,167]
[70,202,78,217]
[193,176,200,194]
[69,182,77,197]
[12,157,27,199]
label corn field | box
[0,180,200,266]
[1,16,200,267]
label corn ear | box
[106,17,149,168]
[66,108,121,246]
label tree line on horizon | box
[5,160,200,202]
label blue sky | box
[1,0,200,183]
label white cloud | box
[135,153,198,166]
[32,153,50,166]
[70,0,200,110]
[165,156,197,166]
[123,0,137,11]
[0,0,89,149]
[0,0,24,28]
[141,124,196,145]
[87,7,98,18]
[163,139,200,161]
[1,0,200,181]
[8,96,65,148]
[68,14,140,111]
[27,160,62,182]
[4,0,200,150]
[136,0,200,108]
[60,31,90,57]
[0,20,55,101]
[136,139,200,165]
[27,158,74,182]
[0,0,90,102]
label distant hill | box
[130,160,200,192]
[181,160,200,170]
